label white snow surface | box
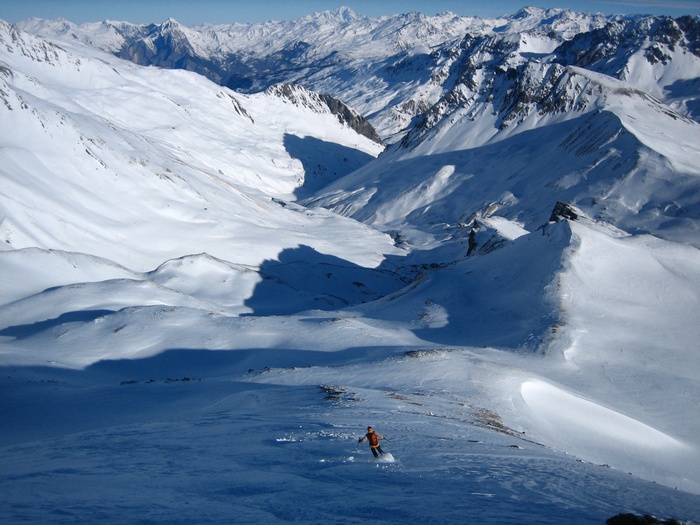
[1,17,700,525]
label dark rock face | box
[606,513,686,525]
[398,14,700,148]
[557,16,700,73]
[549,201,579,222]
[319,94,382,144]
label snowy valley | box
[2,7,700,524]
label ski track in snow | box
[2,11,700,525]
[1,369,699,525]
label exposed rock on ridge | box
[265,83,382,144]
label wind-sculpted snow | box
[2,11,700,524]
[520,379,696,493]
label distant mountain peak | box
[335,6,361,22]
[160,17,183,28]
[512,6,560,18]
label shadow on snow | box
[284,134,375,199]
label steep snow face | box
[0,21,391,271]
[514,218,700,494]
[554,221,700,419]
[263,83,382,144]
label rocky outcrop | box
[549,202,580,222]
[265,83,382,144]
[318,94,382,144]
[607,513,686,525]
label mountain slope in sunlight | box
[0,20,392,273]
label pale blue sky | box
[1,0,698,26]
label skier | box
[358,426,386,458]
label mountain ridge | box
[16,6,620,141]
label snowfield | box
[2,10,700,525]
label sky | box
[0,0,698,26]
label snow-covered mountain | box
[311,63,700,250]
[18,8,700,144]
[2,8,700,524]
[17,7,614,141]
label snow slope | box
[309,66,700,250]
[1,15,700,525]
[0,20,389,272]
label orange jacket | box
[359,430,384,448]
